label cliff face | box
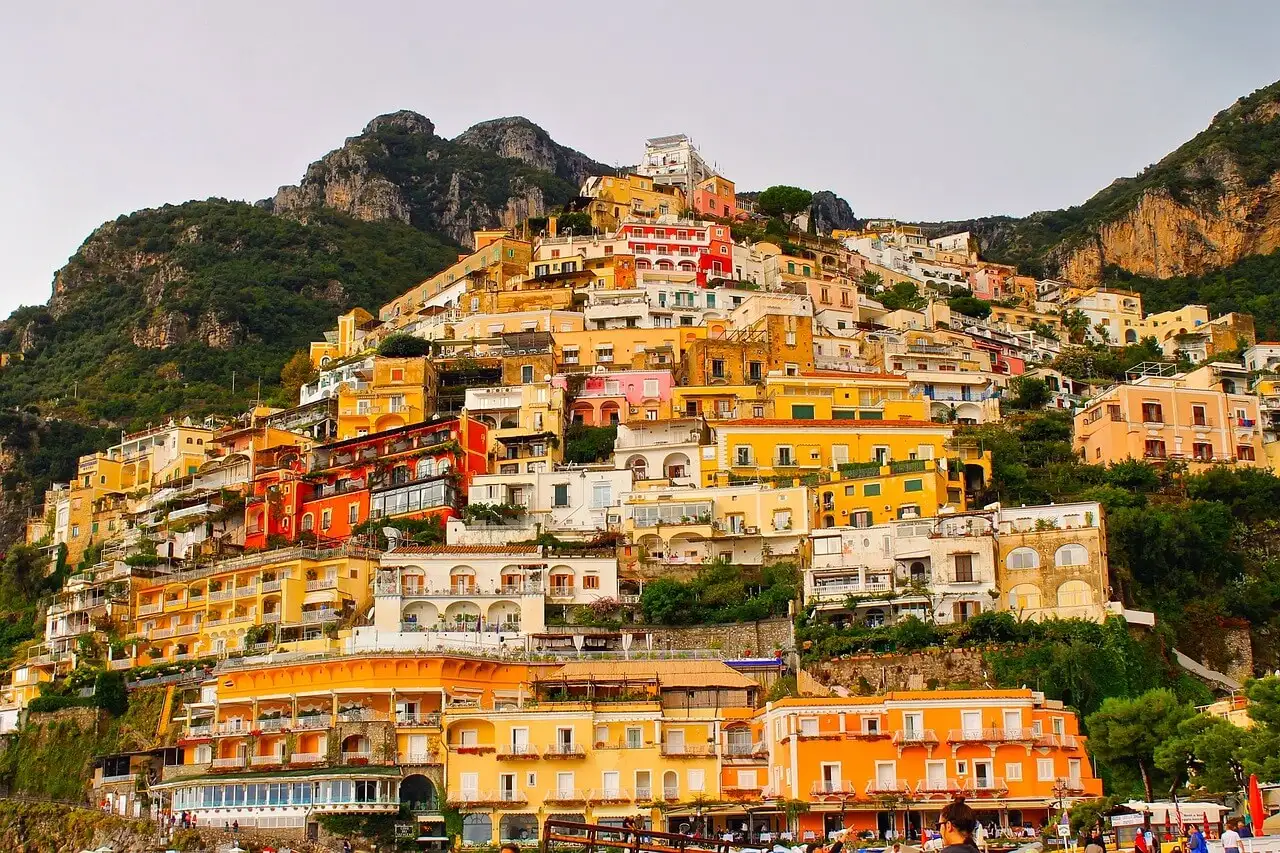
[452,116,610,187]
[1055,173,1280,283]
[810,190,858,235]
[270,110,585,247]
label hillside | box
[922,78,1280,282]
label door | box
[635,770,652,801]
[557,727,574,753]
[511,728,529,755]
[408,734,428,763]
[602,771,620,798]
[459,729,478,747]
[666,729,686,755]
[926,760,946,792]
[460,772,479,799]
[974,760,992,790]
[1068,758,1082,787]
[903,712,923,741]
[1003,709,1022,738]
[556,771,575,799]
[876,761,897,791]
[822,763,841,793]
[961,710,982,739]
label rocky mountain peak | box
[363,110,436,137]
[453,116,610,187]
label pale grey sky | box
[2,0,1279,316]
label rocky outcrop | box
[810,190,858,235]
[1054,174,1280,284]
[453,116,609,186]
[270,109,583,247]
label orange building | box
[763,690,1100,837]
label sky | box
[2,1,1280,316]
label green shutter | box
[833,409,858,420]
[791,404,816,420]
[904,479,924,493]
[859,411,884,420]
[864,483,881,497]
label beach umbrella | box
[1250,774,1266,837]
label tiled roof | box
[543,660,757,690]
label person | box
[1221,820,1242,853]
[974,819,988,852]
[343,841,353,853]
[232,819,240,836]
[1135,829,1149,853]
[1086,833,1106,853]
[1240,820,1254,840]
[924,828,945,852]
[500,844,521,853]
[1187,826,1208,853]
[938,798,981,853]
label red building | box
[622,218,733,285]
[244,416,488,549]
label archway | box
[400,774,438,811]
[500,815,538,843]
[462,814,492,845]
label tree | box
[377,333,431,358]
[1086,689,1194,800]
[878,282,926,312]
[1061,309,1091,344]
[948,295,992,319]
[554,212,593,235]
[1006,376,1051,411]
[639,578,700,625]
[757,185,813,229]
[1030,321,1060,342]
[860,271,883,287]
[279,350,318,403]
[1155,713,1254,796]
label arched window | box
[1006,547,1040,570]
[301,513,314,532]
[1008,583,1042,611]
[1057,580,1092,608]
[416,457,436,479]
[1054,544,1088,567]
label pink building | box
[555,370,675,426]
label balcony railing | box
[341,751,374,764]
[891,729,938,745]
[260,579,283,593]
[301,609,340,624]
[251,754,284,766]
[723,742,768,760]
[811,781,857,795]
[866,778,911,794]
[544,743,586,758]
[498,744,540,759]
[660,743,716,757]
[306,577,338,591]
[948,727,1036,743]
[256,718,289,732]
[212,756,246,769]
[971,777,1008,794]
[150,627,176,640]
[545,788,589,804]
[293,716,330,731]
[1036,733,1079,748]
[209,589,235,601]
[137,603,163,616]
[187,724,212,738]
[589,787,632,803]
[916,778,971,795]
[396,712,442,727]
[290,752,324,764]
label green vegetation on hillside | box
[0,200,458,427]
[639,561,798,626]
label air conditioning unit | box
[745,526,759,535]
[606,514,621,525]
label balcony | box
[891,729,938,746]
[662,786,680,802]
[234,584,260,598]
[723,742,768,761]
[341,751,375,765]
[465,387,525,411]
[293,716,330,731]
[150,627,176,640]
[187,724,213,738]
[865,778,911,795]
[137,603,163,616]
[544,743,586,759]
[174,623,200,636]
[250,754,284,767]
[660,743,716,758]
[970,777,1008,796]
[306,577,338,591]
[212,757,246,770]
[260,579,282,593]
[448,790,528,806]
[301,609,340,624]
[809,580,893,600]
[397,712,442,728]
[545,788,589,805]
[498,744,541,760]
[589,787,632,804]
[262,611,282,623]
[337,709,388,723]
[1036,733,1079,749]
[290,752,324,765]
[209,589,235,602]
[811,781,857,796]
[256,718,289,733]
[947,727,1036,743]
[916,778,971,797]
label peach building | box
[1074,362,1262,467]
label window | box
[1141,402,1163,423]
[1240,445,1257,461]
[348,503,359,524]
[1192,404,1207,426]
[735,446,752,466]
[799,717,819,736]
[1144,439,1166,458]
[1006,547,1040,569]
[711,359,725,379]
[521,365,534,384]
[583,575,600,590]
[748,361,763,381]
[776,446,793,466]
[954,554,975,583]
[1037,758,1055,781]
[792,404,815,420]
[773,510,792,531]
[643,379,659,397]
[1054,544,1088,567]
[864,483,881,497]
[626,726,643,749]
[687,769,705,793]
[863,716,880,735]
[553,484,569,507]
[591,483,611,509]
[321,509,332,530]
[904,478,923,492]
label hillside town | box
[2,132,1278,849]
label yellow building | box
[311,307,380,367]
[464,381,567,474]
[580,174,686,232]
[337,356,439,440]
[708,418,990,494]
[128,545,379,664]
[380,233,532,327]
[554,327,708,371]
[812,460,969,528]
[445,660,758,842]
[451,310,585,340]
[993,501,1111,622]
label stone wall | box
[643,617,793,657]
[1223,626,1255,684]
[806,647,990,694]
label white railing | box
[209,589,235,601]
[306,577,338,591]
[397,712,442,727]
[262,611,281,623]
[212,756,246,769]
[257,718,289,732]
[400,751,437,764]
[290,752,324,764]
[187,724,212,738]
[341,751,374,764]
[235,584,260,598]
[251,754,284,766]
[260,579,282,593]
[301,609,339,624]
[137,603,163,616]
[150,627,176,640]
[293,716,330,730]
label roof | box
[715,418,944,429]
[389,545,540,555]
[797,371,907,381]
[541,660,757,691]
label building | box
[379,233,532,328]
[993,502,1110,622]
[621,217,735,285]
[1061,288,1144,345]
[454,466,633,543]
[763,690,1101,837]
[614,419,712,486]
[636,134,714,199]
[1074,362,1262,468]
[556,369,675,426]
[464,381,567,474]
[812,459,969,529]
[619,483,811,577]
[692,174,738,220]
[354,543,617,653]
[807,515,998,626]
[579,174,685,233]
[1158,312,1255,364]
[335,356,439,440]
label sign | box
[395,822,414,839]
[1058,826,1072,838]
[1110,814,1147,827]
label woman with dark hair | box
[938,798,981,853]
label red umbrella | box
[1250,774,1266,837]
[1204,814,1211,840]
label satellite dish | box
[383,527,403,548]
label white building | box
[351,544,619,653]
[450,466,634,544]
[806,513,999,626]
[636,134,713,198]
[582,281,760,330]
[613,419,711,486]
[1245,343,1280,373]
[301,356,373,406]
